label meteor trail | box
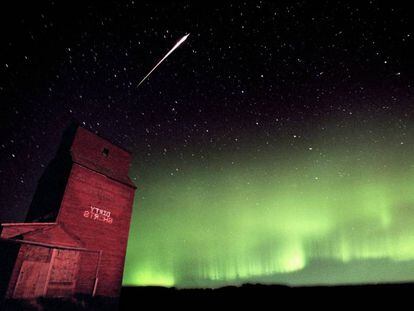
[138,33,190,87]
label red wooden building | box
[0,126,136,300]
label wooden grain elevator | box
[0,125,136,301]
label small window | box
[102,148,109,157]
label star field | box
[1,1,414,287]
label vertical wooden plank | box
[12,261,49,298]
[43,249,56,296]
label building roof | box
[70,127,137,188]
[1,222,84,248]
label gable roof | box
[1,222,56,239]
[70,127,136,189]
[1,222,84,248]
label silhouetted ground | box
[1,295,118,311]
[2,283,412,310]
[120,283,413,309]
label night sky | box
[1,1,414,287]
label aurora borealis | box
[2,1,414,290]
[124,118,414,287]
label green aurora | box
[123,119,414,287]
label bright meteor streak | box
[138,33,190,87]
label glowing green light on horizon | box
[131,270,175,287]
[123,122,414,287]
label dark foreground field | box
[119,283,413,309]
[2,283,413,310]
